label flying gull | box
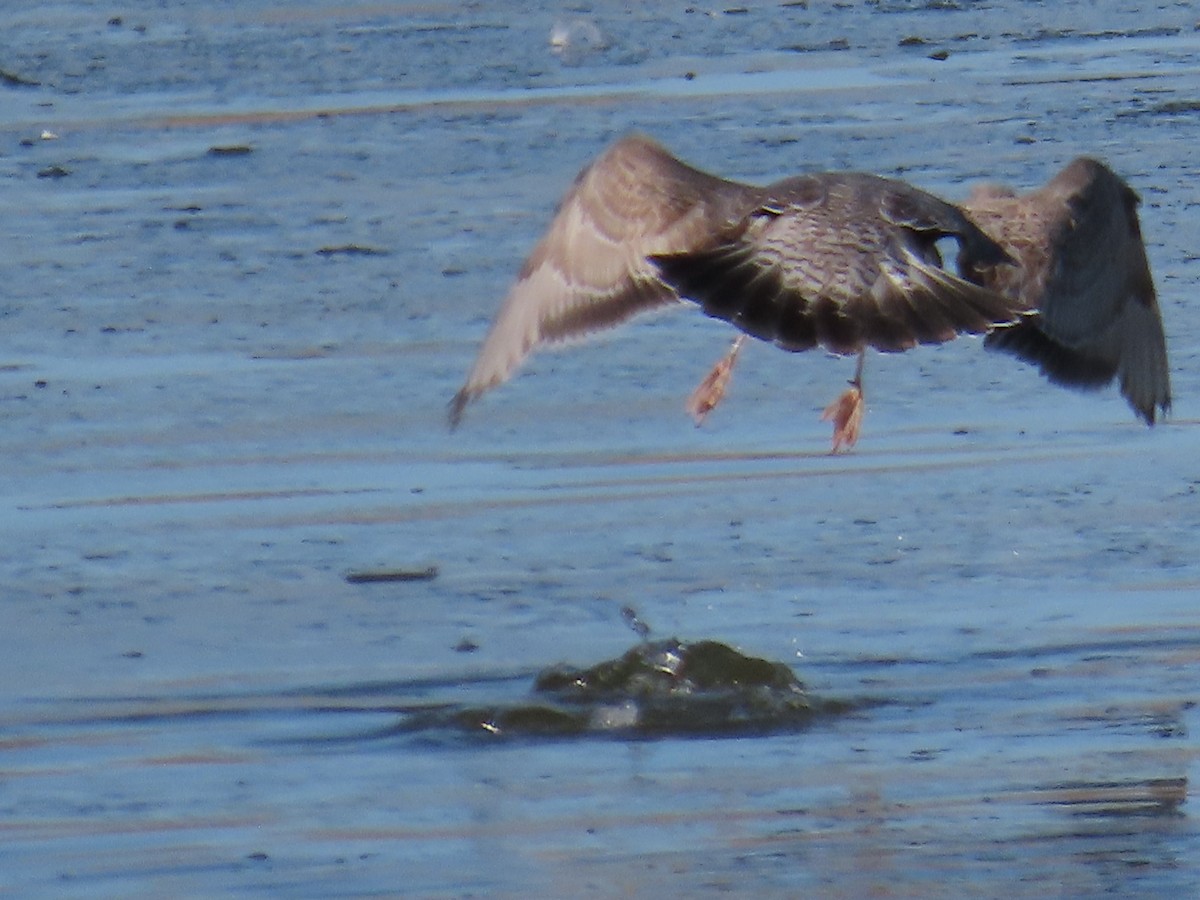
[448,133,1025,449]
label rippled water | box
[2,1,1200,896]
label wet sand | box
[2,2,1200,896]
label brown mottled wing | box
[650,173,1024,356]
[448,134,759,426]
[969,158,1171,423]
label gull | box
[448,133,1024,449]
[686,156,1173,436]
[962,157,1171,424]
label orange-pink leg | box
[686,335,746,425]
[821,350,866,453]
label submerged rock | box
[535,638,802,699]
[535,638,814,735]
[404,639,837,740]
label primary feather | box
[963,158,1171,424]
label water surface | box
[2,1,1199,896]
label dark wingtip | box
[1138,396,1171,428]
[1134,401,1158,427]
[447,389,470,431]
[1158,396,1173,424]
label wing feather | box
[966,158,1171,423]
[449,134,758,426]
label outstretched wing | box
[449,134,759,426]
[967,158,1171,424]
[651,173,1025,356]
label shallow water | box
[2,1,1200,896]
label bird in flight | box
[962,157,1171,425]
[447,133,1027,449]
[688,156,1174,436]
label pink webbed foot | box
[821,351,867,453]
[686,335,745,425]
[821,384,864,453]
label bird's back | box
[652,171,1025,356]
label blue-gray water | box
[2,2,1199,896]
